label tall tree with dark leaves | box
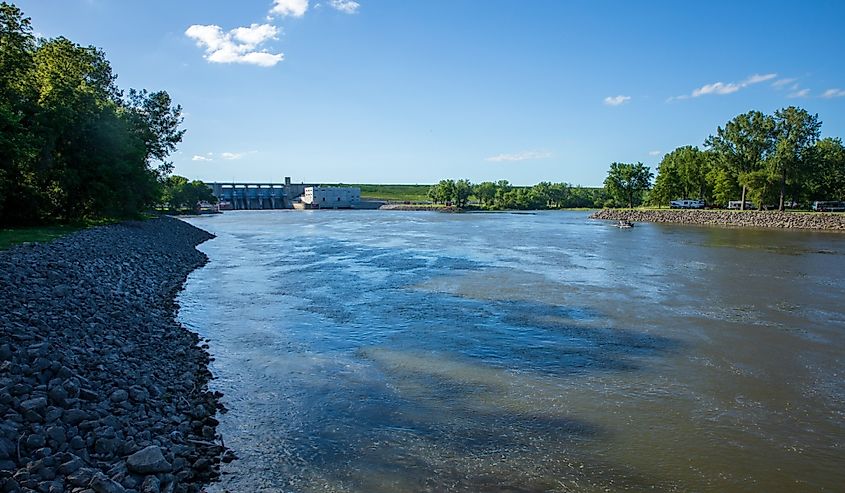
[771,106,821,210]
[0,2,188,225]
[603,162,653,208]
[0,2,38,223]
[126,89,185,179]
[806,137,845,201]
[705,111,776,210]
[31,37,122,219]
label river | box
[178,210,845,492]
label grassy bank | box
[323,184,432,202]
[0,217,127,250]
[0,224,85,250]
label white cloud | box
[822,88,845,98]
[674,73,777,100]
[692,81,742,97]
[772,77,797,88]
[744,73,777,85]
[186,23,284,67]
[270,0,309,17]
[221,151,258,160]
[192,151,255,161]
[648,150,662,156]
[231,23,278,45]
[485,151,552,162]
[329,0,360,13]
[604,95,631,106]
[788,88,810,98]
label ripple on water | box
[178,211,845,493]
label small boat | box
[616,220,634,228]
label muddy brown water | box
[178,211,845,492]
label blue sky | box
[17,0,845,186]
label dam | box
[208,177,313,210]
[209,178,382,210]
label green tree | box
[566,186,602,208]
[454,179,472,208]
[650,146,713,207]
[707,166,740,208]
[770,106,821,210]
[473,181,497,207]
[548,182,570,208]
[806,137,845,201]
[650,156,683,207]
[426,184,441,203]
[162,176,216,210]
[427,179,457,205]
[440,179,456,204]
[0,2,40,224]
[531,182,552,208]
[125,89,185,179]
[740,170,777,209]
[0,3,188,225]
[493,180,511,209]
[705,110,775,210]
[677,146,711,200]
[603,162,654,208]
[31,37,123,219]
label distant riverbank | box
[379,203,459,212]
[591,208,845,230]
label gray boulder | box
[126,445,172,474]
[90,472,127,493]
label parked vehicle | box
[670,199,705,209]
[812,201,845,212]
[727,200,755,210]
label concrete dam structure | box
[209,178,382,210]
[209,178,314,210]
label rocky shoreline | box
[0,217,228,493]
[590,209,845,231]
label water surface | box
[179,210,845,492]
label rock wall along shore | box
[590,209,845,231]
[0,217,227,493]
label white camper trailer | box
[670,199,705,209]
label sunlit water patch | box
[179,210,845,492]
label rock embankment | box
[590,209,845,230]
[0,217,227,493]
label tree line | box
[0,3,207,226]
[640,106,844,210]
[160,175,217,212]
[427,179,605,210]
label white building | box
[301,186,361,208]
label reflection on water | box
[178,211,845,492]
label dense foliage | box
[161,175,217,211]
[427,179,606,210]
[602,162,654,209]
[0,3,187,225]
[648,107,844,210]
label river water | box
[178,210,845,492]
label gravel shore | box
[0,217,228,493]
[590,209,845,230]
